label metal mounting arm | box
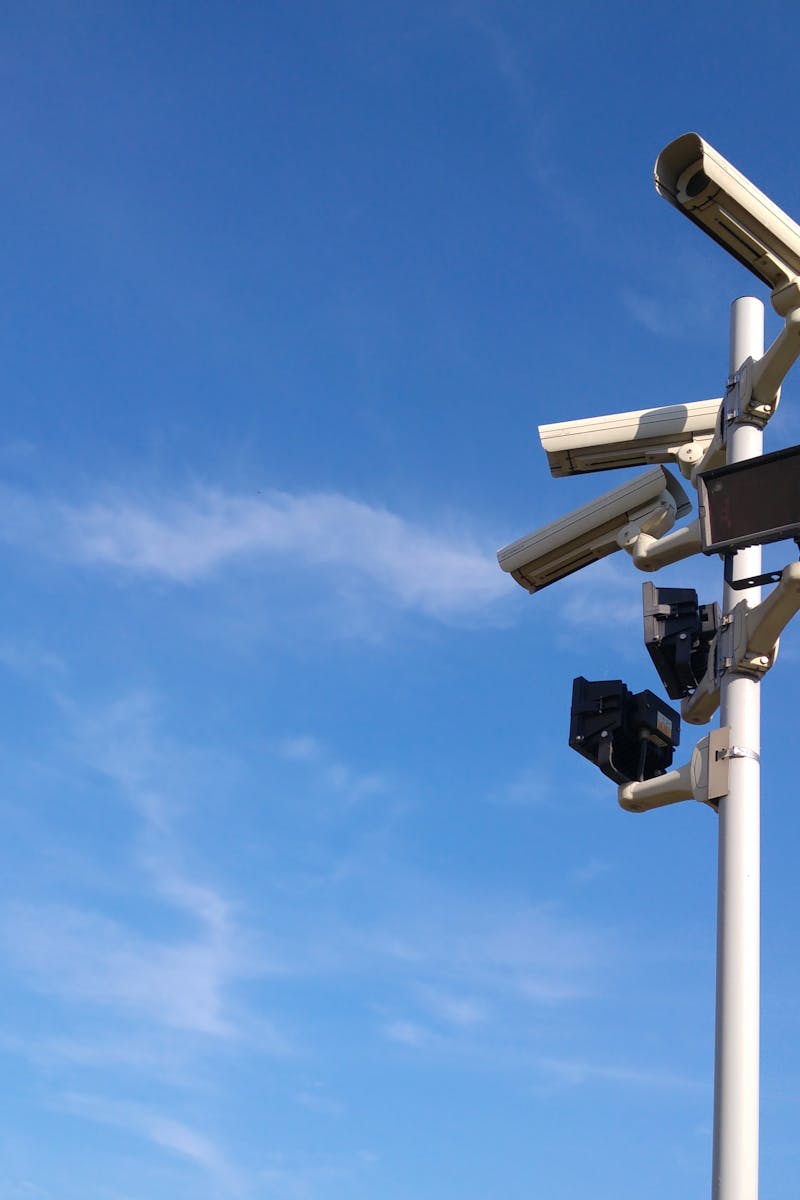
[686,305,800,491]
[682,561,800,725]
[744,560,800,656]
[624,519,703,572]
[747,305,800,414]
[618,729,729,813]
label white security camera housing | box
[539,397,721,478]
[655,133,800,311]
[497,465,692,593]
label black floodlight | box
[642,583,720,699]
[698,442,800,554]
[569,676,681,786]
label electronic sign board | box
[698,443,800,554]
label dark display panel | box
[699,443,800,553]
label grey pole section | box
[712,296,764,1200]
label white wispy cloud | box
[0,1029,198,1082]
[59,1093,242,1193]
[538,1056,704,1091]
[353,892,610,1006]
[0,1180,49,1199]
[63,690,175,827]
[1,686,284,1046]
[458,0,533,104]
[383,1019,433,1047]
[558,557,643,634]
[0,639,66,682]
[1,476,711,643]
[0,437,36,462]
[274,733,387,804]
[416,985,487,1028]
[569,857,613,886]
[489,764,554,808]
[621,288,682,338]
[0,898,252,1036]
[376,914,597,1052]
[620,238,737,341]
[0,483,509,623]
[293,1082,344,1118]
[259,1150,376,1198]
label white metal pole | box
[712,296,764,1200]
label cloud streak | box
[59,1093,242,1192]
[352,891,610,1008]
[275,733,387,805]
[0,483,508,622]
[538,1056,705,1092]
[0,895,252,1036]
[0,687,281,1045]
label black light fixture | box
[642,583,719,699]
[569,676,680,786]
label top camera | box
[655,133,800,311]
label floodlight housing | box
[569,676,681,786]
[698,442,800,555]
[642,582,720,699]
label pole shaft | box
[712,296,764,1200]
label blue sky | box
[3,4,800,1198]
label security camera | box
[497,465,692,593]
[655,133,800,310]
[539,397,721,478]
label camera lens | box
[684,169,711,198]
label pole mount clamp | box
[724,357,779,428]
[716,744,760,765]
[717,602,778,682]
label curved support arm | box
[750,307,800,410]
[682,669,720,727]
[690,435,726,488]
[686,307,800,490]
[618,760,694,812]
[624,519,703,572]
[683,562,800,726]
[744,561,800,656]
[618,732,727,813]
